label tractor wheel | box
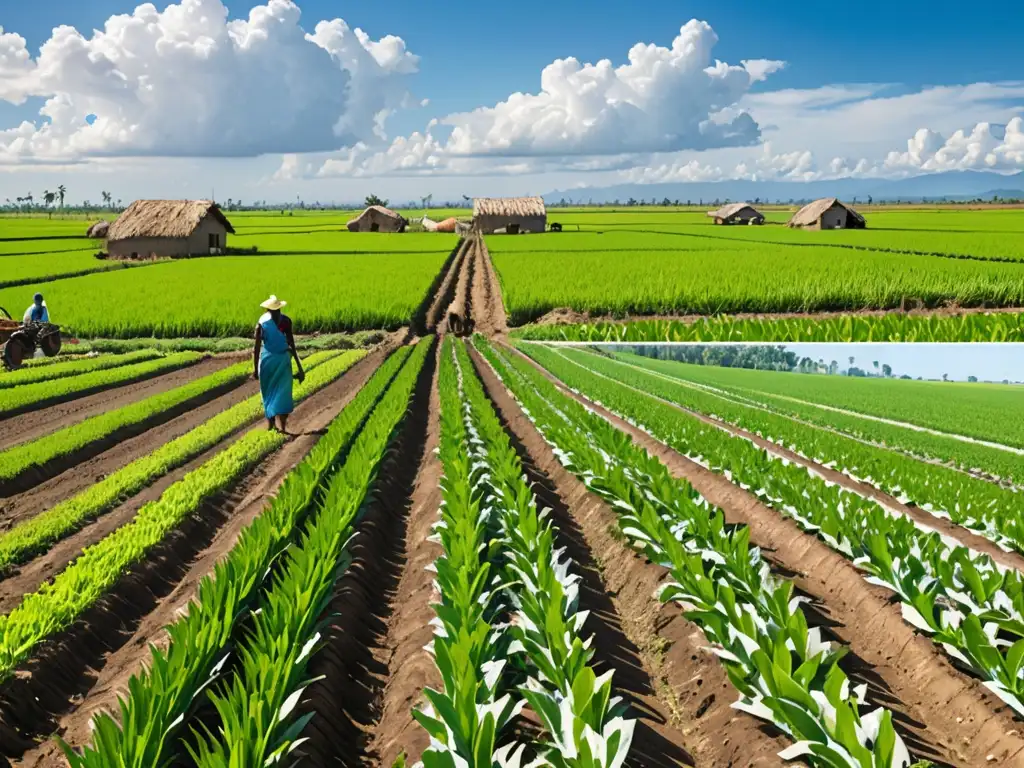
[40,333,62,357]
[3,334,30,371]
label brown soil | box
[0,355,241,454]
[420,239,469,334]
[446,237,475,336]
[470,343,790,767]
[299,339,442,767]
[7,347,393,767]
[506,344,1024,767]
[0,355,212,421]
[0,377,260,532]
[526,304,1024,329]
[470,236,510,337]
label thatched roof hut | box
[105,200,235,259]
[86,220,110,238]
[788,198,866,230]
[347,205,408,233]
[706,203,764,225]
[473,196,547,234]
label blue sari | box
[258,312,293,419]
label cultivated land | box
[0,226,1022,766]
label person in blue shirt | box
[253,295,304,433]
[23,293,49,324]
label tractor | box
[0,306,62,371]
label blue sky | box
[782,344,1024,382]
[1,0,1022,202]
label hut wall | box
[476,214,547,234]
[187,216,230,252]
[819,206,849,230]
[108,236,191,258]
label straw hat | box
[260,294,287,310]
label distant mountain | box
[543,170,1024,206]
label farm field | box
[1,262,1023,766]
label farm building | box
[105,200,234,259]
[706,203,765,225]
[347,205,408,233]
[788,198,866,230]
[86,220,110,238]
[473,197,547,234]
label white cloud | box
[0,0,418,164]
[883,118,1024,173]
[287,19,782,179]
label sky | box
[1,0,1023,203]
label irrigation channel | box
[0,233,1020,767]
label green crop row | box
[0,350,162,389]
[418,338,633,766]
[511,311,1024,343]
[518,341,1024,720]
[184,339,430,766]
[489,233,1024,325]
[637,357,1024,450]
[0,351,203,416]
[556,347,1024,555]
[0,251,449,337]
[614,353,1024,486]
[476,338,915,767]
[60,343,418,767]
[0,427,286,683]
[0,359,251,487]
[0,250,127,288]
[0,350,362,572]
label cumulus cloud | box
[883,118,1024,173]
[0,0,418,164]
[286,19,782,179]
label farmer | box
[253,295,304,433]
[23,293,49,324]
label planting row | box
[0,356,252,490]
[62,340,429,766]
[565,349,1024,554]
[0,349,363,572]
[518,342,1024,719]
[511,311,1024,343]
[475,338,914,767]
[0,349,161,389]
[0,350,204,416]
[419,337,633,765]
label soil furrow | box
[7,346,393,767]
[508,344,1024,767]
[0,377,261,531]
[469,236,509,337]
[446,237,475,336]
[420,238,469,334]
[299,339,440,768]
[0,355,242,453]
[470,343,790,768]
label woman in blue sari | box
[253,295,305,433]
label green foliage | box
[0,349,162,389]
[0,351,203,415]
[0,350,364,572]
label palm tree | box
[101,191,112,209]
[57,185,66,209]
[43,190,55,207]
[873,360,879,376]
[848,356,855,375]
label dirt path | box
[445,237,475,335]
[6,347,393,767]
[505,343,1024,767]
[470,343,789,766]
[469,236,509,338]
[0,377,261,531]
[419,239,469,334]
[299,339,441,767]
[0,355,241,453]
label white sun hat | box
[260,294,287,310]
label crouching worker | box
[254,294,304,433]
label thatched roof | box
[473,197,546,217]
[788,198,864,227]
[106,200,235,241]
[86,220,110,238]
[348,205,404,224]
[706,203,761,220]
